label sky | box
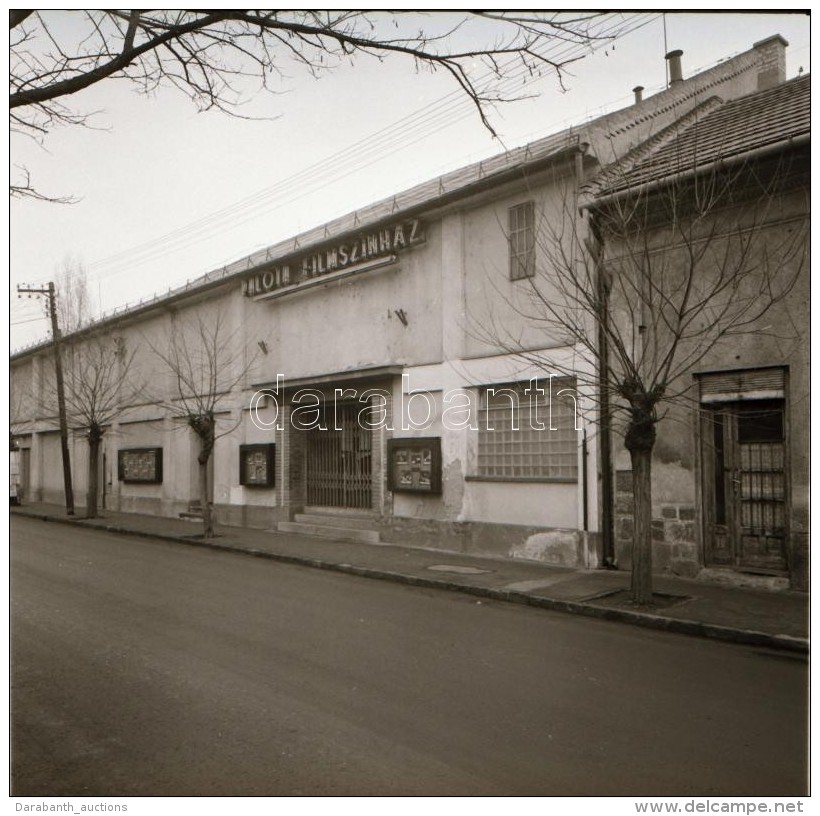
[8,11,811,352]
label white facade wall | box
[11,35,790,567]
[12,177,594,564]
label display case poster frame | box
[118,447,163,484]
[239,443,276,487]
[387,437,442,494]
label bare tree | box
[54,256,93,333]
[148,309,253,538]
[477,146,808,605]
[62,334,139,518]
[10,165,76,203]
[10,10,635,197]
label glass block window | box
[478,378,578,480]
[509,201,535,280]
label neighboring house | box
[10,35,806,588]
[585,70,809,590]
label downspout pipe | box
[573,142,606,567]
[574,144,615,568]
[587,214,615,568]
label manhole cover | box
[427,564,492,575]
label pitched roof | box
[9,39,791,358]
[593,73,810,197]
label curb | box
[13,509,808,655]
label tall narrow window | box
[509,201,535,280]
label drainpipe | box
[581,430,589,534]
[589,215,615,568]
[576,148,615,569]
[574,143,603,568]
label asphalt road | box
[11,516,808,796]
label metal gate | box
[305,402,372,509]
[702,400,788,572]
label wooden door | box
[702,400,788,572]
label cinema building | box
[10,36,809,589]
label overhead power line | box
[75,13,657,285]
[78,14,650,277]
[10,315,48,326]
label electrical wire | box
[72,13,656,285]
[10,315,48,326]
[17,12,659,307]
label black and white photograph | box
[9,10,810,811]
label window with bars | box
[477,378,578,480]
[509,201,535,280]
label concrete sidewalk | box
[11,502,809,653]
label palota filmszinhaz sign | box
[242,218,425,298]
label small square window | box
[509,201,535,280]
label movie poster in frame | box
[388,437,442,494]
[239,443,276,487]
[118,447,163,484]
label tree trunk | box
[86,427,102,519]
[623,390,658,606]
[189,414,216,538]
[198,455,213,537]
[629,444,654,605]
[197,425,215,538]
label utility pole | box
[17,282,74,515]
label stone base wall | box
[213,503,288,530]
[379,516,466,555]
[614,469,807,591]
[614,471,700,579]
[380,516,596,568]
[55,493,289,531]
[30,489,594,569]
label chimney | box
[754,34,788,91]
[665,49,683,84]
[633,85,644,104]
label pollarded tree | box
[148,309,253,538]
[478,132,808,604]
[61,333,139,518]
[9,10,639,197]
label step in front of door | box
[277,520,380,545]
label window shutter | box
[697,367,786,403]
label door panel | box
[703,401,787,572]
[704,411,733,566]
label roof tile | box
[594,74,810,196]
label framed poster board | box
[239,443,276,487]
[388,437,442,494]
[118,447,163,484]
